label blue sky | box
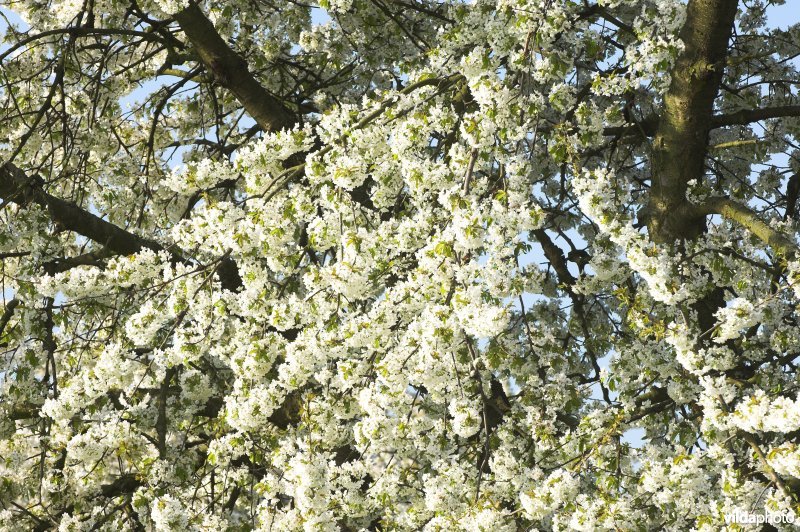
[767,1,800,29]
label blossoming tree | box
[2,0,800,529]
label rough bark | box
[0,162,243,291]
[174,4,295,133]
[648,0,739,242]
[711,104,800,129]
[0,163,166,255]
[603,105,800,138]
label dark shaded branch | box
[0,162,242,290]
[42,249,116,275]
[174,4,295,133]
[100,473,141,498]
[603,106,800,139]
[0,298,19,337]
[648,0,738,242]
[602,117,658,138]
[7,403,40,420]
[786,173,800,220]
[1,163,165,256]
[0,250,31,259]
[533,228,576,288]
[711,104,800,129]
[0,27,168,64]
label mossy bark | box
[649,0,739,242]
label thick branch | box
[533,228,577,288]
[0,163,242,290]
[603,105,800,138]
[174,4,295,133]
[42,249,116,275]
[648,0,738,242]
[100,473,141,498]
[711,104,800,128]
[0,163,166,255]
[0,298,19,337]
[696,197,799,259]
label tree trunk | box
[648,0,739,242]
